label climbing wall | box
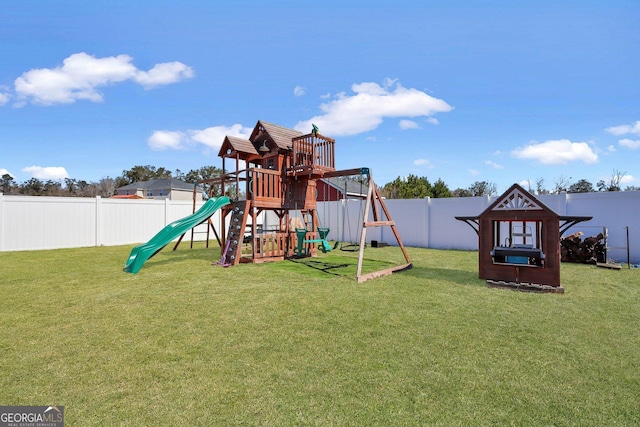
[222,201,250,266]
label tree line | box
[0,165,224,197]
[379,170,637,199]
[1,166,637,198]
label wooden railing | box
[252,232,289,260]
[248,168,282,207]
[291,133,335,173]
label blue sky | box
[1,0,639,193]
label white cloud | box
[294,80,453,136]
[293,86,306,97]
[148,124,252,152]
[469,169,480,176]
[413,158,433,167]
[426,117,439,125]
[0,89,10,105]
[607,145,617,152]
[619,139,640,150]
[12,52,193,106]
[0,168,13,178]
[148,131,188,151]
[399,119,420,130]
[518,179,532,189]
[606,120,640,136]
[134,61,194,88]
[22,166,69,180]
[188,124,252,149]
[620,174,636,185]
[383,77,399,87]
[511,139,598,165]
[485,160,504,169]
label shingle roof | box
[225,136,258,155]
[218,120,306,157]
[253,120,304,150]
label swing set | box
[292,176,349,255]
[337,175,368,252]
[136,120,411,282]
[291,167,412,282]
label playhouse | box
[127,120,411,282]
[456,183,591,292]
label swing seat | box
[295,227,334,255]
[294,228,308,256]
[318,227,330,240]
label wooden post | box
[356,174,412,283]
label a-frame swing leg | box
[356,176,412,282]
[172,232,186,251]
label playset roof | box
[220,135,258,157]
[218,120,305,159]
[250,120,303,151]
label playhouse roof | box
[218,120,304,159]
[479,183,558,219]
[457,183,592,237]
[251,120,303,151]
[220,135,258,157]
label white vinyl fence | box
[1,191,638,264]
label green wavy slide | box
[123,196,231,273]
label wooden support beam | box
[321,167,370,179]
[374,185,411,264]
[355,174,412,283]
[357,263,413,283]
[364,220,395,227]
[356,180,374,279]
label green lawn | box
[1,243,638,426]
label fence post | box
[559,191,568,216]
[0,193,4,251]
[165,198,171,226]
[95,196,102,247]
[424,196,431,248]
[626,226,630,269]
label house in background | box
[114,178,202,201]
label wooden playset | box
[192,120,412,282]
[456,183,591,292]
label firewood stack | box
[560,231,606,264]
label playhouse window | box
[491,220,545,266]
